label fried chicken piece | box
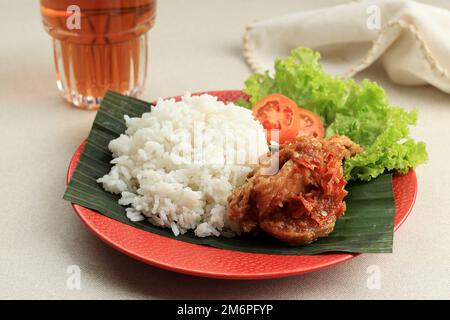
[227,135,362,245]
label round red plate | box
[67,90,418,279]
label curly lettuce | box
[241,47,427,181]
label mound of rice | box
[97,93,268,237]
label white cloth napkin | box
[243,0,450,93]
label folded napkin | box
[243,0,450,93]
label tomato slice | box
[252,94,301,144]
[297,108,325,138]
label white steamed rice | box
[97,93,268,237]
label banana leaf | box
[63,91,395,254]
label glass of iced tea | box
[40,0,156,109]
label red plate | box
[66,90,417,279]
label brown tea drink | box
[40,0,156,109]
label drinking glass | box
[40,0,156,109]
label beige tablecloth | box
[0,0,449,299]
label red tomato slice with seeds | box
[252,94,301,144]
[297,108,325,138]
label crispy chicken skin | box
[227,135,362,245]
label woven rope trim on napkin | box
[344,19,450,80]
[242,21,264,74]
[242,19,450,82]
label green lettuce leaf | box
[240,47,428,181]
